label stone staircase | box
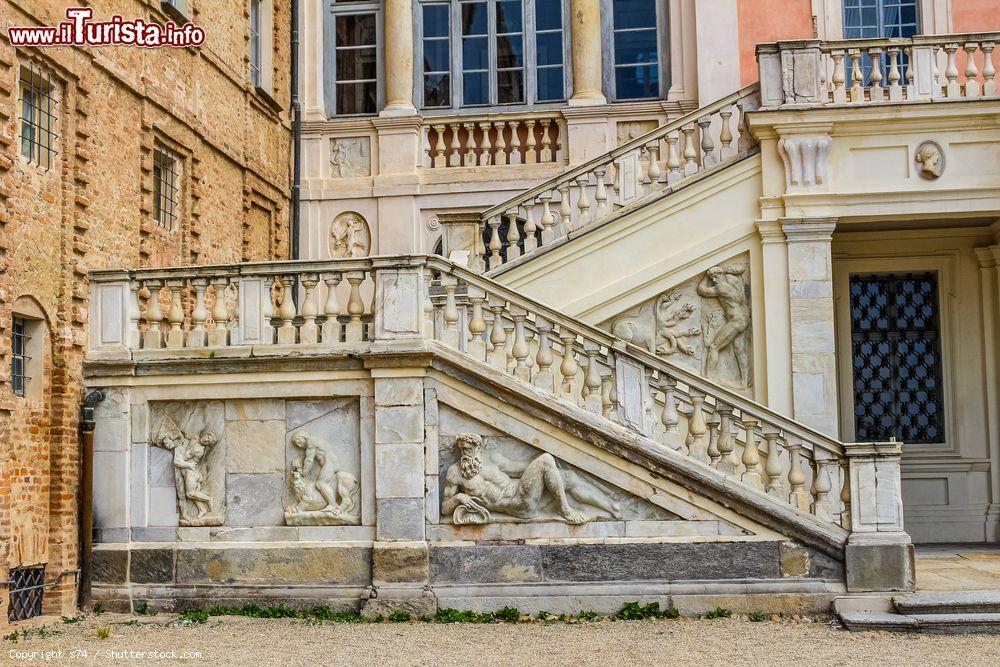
[837,592,1000,633]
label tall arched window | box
[418,0,570,110]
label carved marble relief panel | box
[438,408,676,526]
[149,401,227,526]
[602,255,753,393]
[330,137,371,177]
[328,211,371,259]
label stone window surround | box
[250,0,276,94]
[412,0,574,111]
[17,62,60,171]
[833,251,959,456]
[810,0,952,40]
[324,0,385,117]
[599,0,669,103]
[9,297,50,404]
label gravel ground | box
[6,613,1000,666]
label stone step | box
[893,591,1000,615]
[838,611,919,632]
[911,613,1000,634]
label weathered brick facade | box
[0,0,291,627]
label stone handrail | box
[420,110,567,169]
[88,254,907,539]
[447,85,761,272]
[758,33,999,108]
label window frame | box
[11,316,31,398]
[324,0,384,117]
[250,0,263,88]
[600,0,669,103]
[153,144,182,230]
[414,0,572,113]
[18,64,59,171]
[842,0,921,40]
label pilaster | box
[381,0,416,117]
[756,221,793,415]
[781,217,839,437]
[568,0,607,106]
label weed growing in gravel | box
[96,627,111,640]
[577,610,600,621]
[4,626,61,642]
[748,611,767,622]
[388,611,412,623]
[92,603,105,615]
[705,607,733,619]
[179,609,210,624]
[615,602,679,620]
[134,601,152,615]
[62,615,85,624]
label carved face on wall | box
[456,433,484,479]
[915,141,944,179]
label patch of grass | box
[62,615,85,624]
[435,608,487,624]
[493,607,521,622]
[179,609,209,624]
[3,632,18,642]
[577,610,600,621]
[388,611,412,623]
[748,611,767,622]
[705,607,732,619]
[120,620,141,627]
[134,601,152,616]
[92,602,105,615]
[536,610,552,621]
[96,626,111,640]
[615,602,679,621]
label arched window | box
[418,0,570,110]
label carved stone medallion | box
[915,140,944,179]
[328,211,371,259]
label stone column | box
[844,441,915,592]
[568,0,606,106]
[781,218,839,437]
[756,221,793,415]
[667,0,698,105]
[382,0,416,116]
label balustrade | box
[422,113,566,169]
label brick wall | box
[0,0,292,626]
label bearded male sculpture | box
[441,433,623,525]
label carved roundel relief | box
[914,141,944,180]
[328,211,371,259]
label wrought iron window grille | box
[18,64,59,171]
[153,145,181,229]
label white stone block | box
[375,443,425,498]
[129,443,149,528]
[375,379,424,407]
[226,419,286,474]
[130,402,149,443]
[93,451,128,528]
[148,486,180,527]
[425,474,440,524]
[375,405,424,444]
[94,418,128,452]
[225,399,286,421]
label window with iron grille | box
[11,317,31,398]
[153,145,181,229]
[7,566,45,622]
[250,0,263,87]
[849,272,945,444]
[18,65,59,170]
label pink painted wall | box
[952,0,1000,32]
[737,0,815,86]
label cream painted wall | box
[833,228,999,543]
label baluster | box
[299,274,319,344]
[740,415,763,489]
[581,342,604,413]
[849,49,864,102]
[576,175,591,226]
[441,274,460,348]
[505,209,522,261]
[143,280,163,349]
[423,267,436,338]
[558,182,573,234]
[811,458,835,522]
[467,286,487,361]
[715,403,736,475]
[719,107,735,160]
[786,440,812,511]
[261,276,276,344]
[540,118,554,162]
[206,278,230,347]
[462,122,477,165]
[687,391,709,464]
[448,123,461,166]
[681,124,698,175]
[646,142,662,184]
[494,121,508,165]
[487,296,508,370]
[508,307,530,381]
[886,46,902,102]
[478,121,493,165]
[525,119,538,163]
[275,275,297,344]
[187,278,208,347]
[638,146,651,194]
[593,166,608,218]
[508,121,522,165]
[534,317,555,392]
[964,42,981,98]
[600,369,614,418]
[840,459,852,530]
[983,42,997,97]
[165,279,185,349]
[762,429,784,498]
[486,215,503,270]
[934,44,944,92]
[611,159,621,199]
[706,414,721,468]
[126,281,141,350]
[432,125,447,167]
[321,272,342,343]
[698,116,716,168]
[344,271,365,342]
[831,50,847,103]
[658,376,681,450]
[869,47,884,102]
[944,43,961,98]
[558,330,580,402]
[904,46,915,98]
[536,192,556,253]
[665,130,681,184]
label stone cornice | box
[780,218,838,242]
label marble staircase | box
[837,591,1000,633]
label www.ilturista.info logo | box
[9,7,205,48]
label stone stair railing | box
[441,85,762,273]
[758,32,1000,108]
[89,254,905,549]
[421,110,567,169]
